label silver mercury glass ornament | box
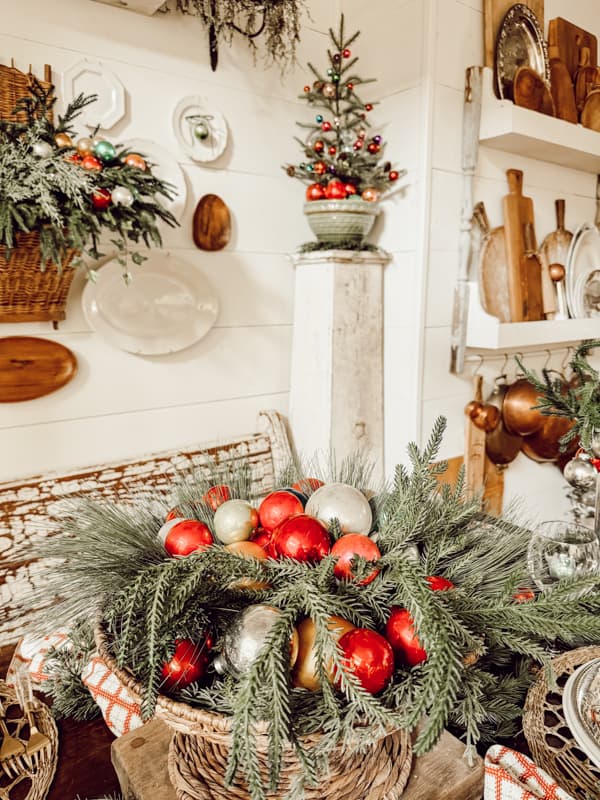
[563,457,597,491]
[185,114,212,144]
[213,604,282,677]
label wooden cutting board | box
[0,336,77,402]
[513,66,555,115]
[581,88,600,132]
[473,202,511,322]
[548,17,598,83]
[503,169,535,321]
[539,199,572,318]
[192,194,231,251]
[464,375,486,499]
[548,45,578,123]
[521,222,544,320]
[484,0,544,68]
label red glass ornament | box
[164,520,214,557]
[513,588,535,603]
[306,183,326,201]
[124,153,147,171]
[367,142,380,154]
[343,183,357,197]
[250,527,276,556]
[314,162,327,175]
[161,636,213,691]
[325,180,347,200]
[346,82,354,91]
[292,478,324,494]
[165,507,183,522]
[259,490,305,533]
[342,48,351,58]
[273,514,331,563]
[328,146,337,155]
[331,533,381,584]
[82,155,102,172]
[313,140,325,153]
[592,458,600,472]
[338,628,394,694]
[203,485,231,511]
[303,85,310,92]
[91,188,112,210]
[66,153,82,164]
[426,575,455,591]
[365,104,373,112]
[353,140,364,150]
[385,607,426,667]
[389,170,399,181]
[322,121,332,132]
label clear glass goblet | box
[527,521,600,591]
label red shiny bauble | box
[314,162,326,175]
[365,104,373,112]
[389,170,399,181]
[66,153,82,164]
[161,636,212,691]
[353,140,363,150]
[342,48,351,58]
[513,588,535,603]
[292,478,324,494]
[273,514,331,563]
[91,188,112,210]
[592,458,600,472]
[346,82,354,91]
[303,85,310,92]
[338,628,394,694]
[164,520,214,557]
[258,490,304,533]
[367,142,380,154]
[331,533,381,584]
[325,180,346,200]
[385,607,426,667]
[124,153,147,170]
[313,140,325,153]
[328,146,337,155]
[426,575,455,591]
[306,183,326,201]
[165,507,183,522]
[343,184,357,197]
[81,155,102,172]
[203,485,231,511]
[250,527,276,556]
[322,121,332,132]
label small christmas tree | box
[284,15,404,203]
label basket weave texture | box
[96,626,413,800]
[523,645,600,799]
[0,63,77,324]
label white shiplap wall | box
[0,0,337,481]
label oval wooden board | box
[0,336,77,402]
[193,194,231,251]
[513,66,556,116]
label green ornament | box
[306,164,314,172]
[332,73,340,82]
[193,121,210,141]
[94,140,117,163]
[316,115,323,123]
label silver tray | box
[563,658,600,770]
[495,3,549,100]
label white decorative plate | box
[173,96,228,162]
[563,658,600,770]
[61,59,125,131]
[121,138,188,221]
[82,252,219,355]
[565,223,600,318]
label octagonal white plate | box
[121,137,188,221]
[173,96,228,163]
[82,252,219,355]
[61,59,125,131]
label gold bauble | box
[54,132,72,148]
[76,137,94,156]
[322,82,336,98]
[226,540,270,590]
[361,187,380,202]
[292,615,355,691]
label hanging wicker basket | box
[95,625,413,800]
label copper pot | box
[485,379,523,466]
[521,414,577,463]
[502,378,545,436]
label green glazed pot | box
[303,199,381,244]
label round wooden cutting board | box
[0,336,77,402]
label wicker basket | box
[0,62,78,325]
[95,626,413,800]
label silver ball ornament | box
[563,457,597,490]
[32,141,53,158]
[305,482,372,535]
[581,488,598,507]
[193,121,210,141]
[111,186,134,207]
[213,605,283,676]
[591,430,600,459]
[213,499,258,544]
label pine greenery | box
[284,16,405,196]
[0,80,177,274]
[29,418,600,800]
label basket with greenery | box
[33,419,600,800]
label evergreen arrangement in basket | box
[0,80,177,278]
[33,419,600,800]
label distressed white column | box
[289,250,391,478]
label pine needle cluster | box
[0,80,178,274]
[29,418,600,800]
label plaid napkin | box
[7,630,71,685]
[484,745,575,800]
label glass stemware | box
[527,520,600,591]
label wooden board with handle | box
[484,0,544,69]
[548,17,598,83]
[192,194,231,251]
[473,202,511,323]
[0,336,77,402]
[539,199,572,319]
[464,375,486,499]
[548,44,578,123]
[521,221,544,320]
[503,169,535,322]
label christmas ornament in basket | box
[31,418,600,800]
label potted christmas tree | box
[284,16,404,248]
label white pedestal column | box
[289,250,390,477]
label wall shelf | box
[465,282,599,350]
[90,0,164,15]
[479,67,600,172]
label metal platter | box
[495,3,549,100]
[563,658,600,770]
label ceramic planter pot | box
[303,199,381,245]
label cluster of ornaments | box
[306,179,386,203]
[154,479,486,698]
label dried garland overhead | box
[174,0,308,71]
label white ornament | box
[305,482,372,535]
[563,457,597,490]
[111,186,134,207]
[213,499,257,544]
[157,518,183,545]
[33,141,53,158]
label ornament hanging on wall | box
[173,96,228,163]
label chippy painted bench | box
[0,409,292,648]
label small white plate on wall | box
[61,59,125,131]
[121,138,188,221]
[82,252,219,355]
[173,96,228,162]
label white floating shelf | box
[466,282,600,350]
[479,67,600,172]
[90,0,164,15]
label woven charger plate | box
[523,646,600,799]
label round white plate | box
[566,223,600,318]
[82,252,219,355]
[61,59,125,131]
[563,658,600,770]
[173,96,228,163]
[121,138,187,222]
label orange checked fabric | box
[82,656,143,736]
[484,745,575,800]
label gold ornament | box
[361,187,380,202]
[54,132,72,148]
[292,615,355,690]
[322,82,336,98]
[76,137,94,156]
[225,540,270,591]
